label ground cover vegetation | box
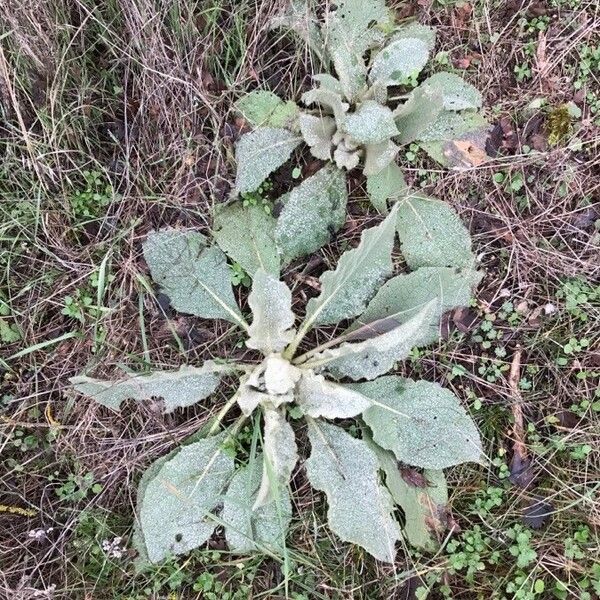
[0,0,598,599]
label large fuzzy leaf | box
[296,371,371,419]
[356,376,483,469]
[143,229,245,327]
[235,128,301,194]
[222,455,291,554]
[391,23,437,51]
[347,266,482,345]
[342,101,398,145]
[139,432,235,563]
[312,301,437,381]
[302,204,398,329]
[369,38,430,87]
[305,420,401,562]
[70,364,224,413]
[254,407,298,509]
[370,441,448,551]
[235,91,299,128]
[275,165,347,263]
[396,195,475,270]
[213,203,280,277]
[299,113,336,160]
[394,86,444,145]
[246,270,295,354]
[364,139,399,176]
[366,161,407,213]
[326,0,392,101]
[422,72,482,111]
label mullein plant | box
[72,194,483,565]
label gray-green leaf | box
[369,38,430,87]
[422,72,482,111]
[302,205,398,329]
[356,376,483,468]
[296,371,371,418]
[235,128,301,194]
[143,230,245,327]
[302,88,349,126]
[299,113,336,160]
[394,86,444,145]
[70,363,224,413]
[343,101,398,145]
[391,23,437,51]
[254,407,298,509]
[276,165,347,264]
[222,455,292,554]
[305,420,401,562]
[396,195,475,270]
[348,266,482,346]
[370,441,448,550]
[364,139,399,176]
[247,269,295,354]
[366,161,407,213]
[213,202,280,277]
[139,432,235,563]
[235,90,299,128]
[313,300,437,381]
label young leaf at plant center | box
[369,440,448,550]
[139,432,235,563]
[311,301,437,381]
[143,229,246,327]
[369,38,430,88]
[254,407,298,509]
[305,420,401,562]
[213,202,280,278]
[366,161,407,213]
[235,128,301,194]
[422,72,482,112]
[296,371,371,419]
[355,376,483,468]
[299,113,336,160]
[301,88,349,126]
[70,364,225,413]
[246,270,295,354]
[396,195,475,270]
[275,165,347,264]
[394,86,444,145]
[234,90,299,128]
[347,266,482,345]
[301,204,399,330]
[342,101,398,145]
[222,454,292,554]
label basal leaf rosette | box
[71,198,483,565]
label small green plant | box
[234,0,488,214]
[0,295,21,344]
[70,169,114,219]
[72,200,482,566]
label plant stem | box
[207,392,240,436]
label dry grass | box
[1,0,599,598]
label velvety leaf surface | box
[213,202,280,277]
[222,455,291,554]
[303,205,399,328]
[254,407,298,508]
[299,113,336,160]
[71,364,223,413]
[246,270,295,354]
[364,139,399,176]
[391,23,437,51]
[371,441,448,550]
[348,266,482,345]
[139,433,235,563]
[302,88,349,125]
[305,420,401,562]
[394,86,444,145]
[369,38,430,87]
[143,229,245,327]
[276,165,347,263]
[314,301,437,381]
[235,128,301,194]
[343,101,398,144]
[356,376,483,468]
[366,161,407,213]
[234,90,299,127]
[396,195,475,270]
[422,72,482,111]
[296,371,371,418]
